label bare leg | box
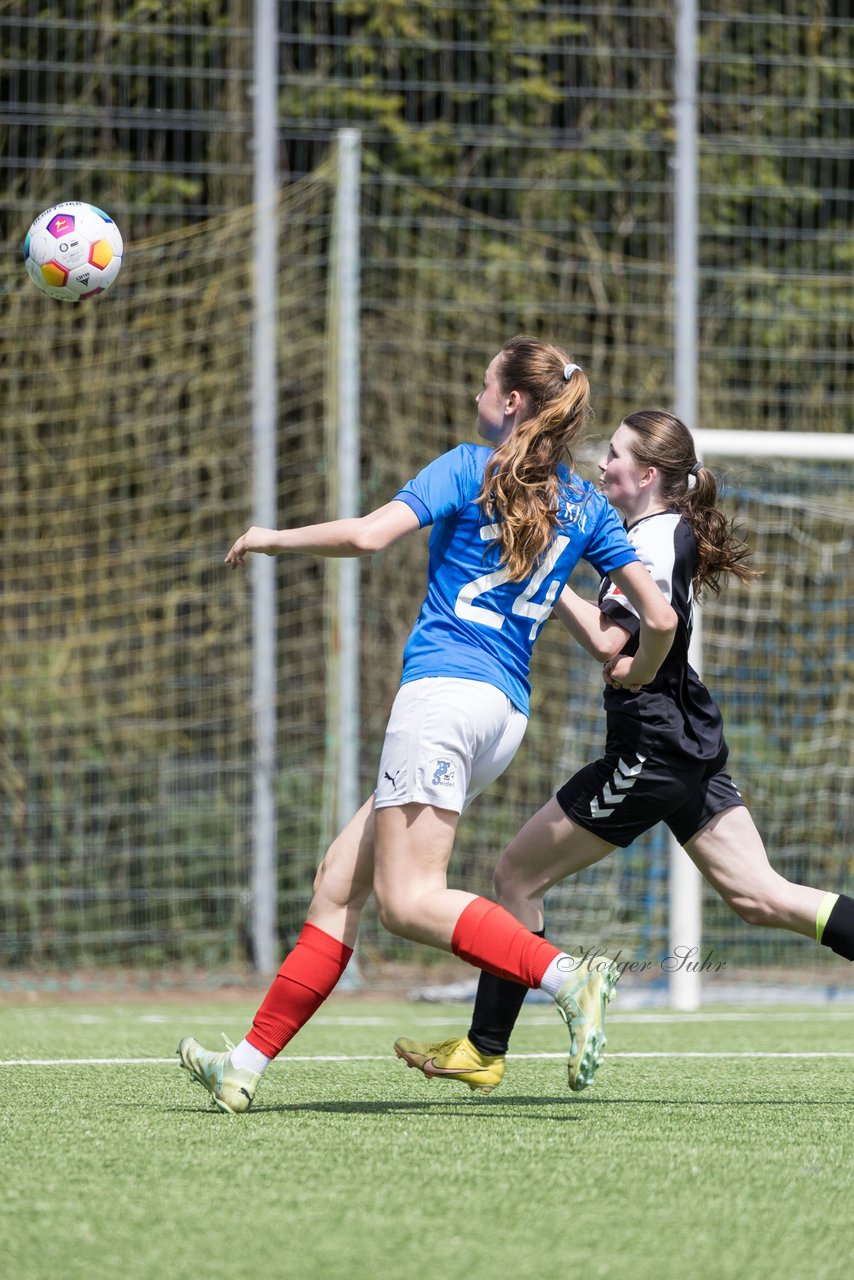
[372,802,477,948]
[237,796,379,1061]
[382,801,622,1094]
[461,798,616,1055]
[373,800,603,1011]
[177,796,381,1106]
[373,797,615,951]
[307,794,377,947]
[493,796,616,928]
[684,806,825,939]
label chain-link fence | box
[1,3,851,986]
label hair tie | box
[563,362,580,381]
[687,460,702,491]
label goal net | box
[1,157,851,998]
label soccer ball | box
[24,202,124,301]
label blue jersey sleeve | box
[393,444,479,528]
[582,494,638,576]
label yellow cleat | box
[554,961,619,1092]
[394,1034,505,1095]
[177,1036,261,1114]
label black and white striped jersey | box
[597,511,726,762]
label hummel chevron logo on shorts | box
[589,754,646,819]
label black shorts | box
[555,742,745,848]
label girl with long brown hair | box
[176,338,677,1112]
[395,409,854,1096]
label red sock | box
[246,922,353,1059]
[451,897,561,988]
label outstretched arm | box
[225,500,421,567]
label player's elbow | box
[590,633,626,663]
[350,504,415,555]
[347,515,397,555]
[348,520,383,554]
[651,602,677,639]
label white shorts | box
[375,676,528,815]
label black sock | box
[468,928,546,1056]
[820,893,854,961]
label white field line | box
[394,1011,854,1027]
[16,1010,854,1030]
[2,1050,854,1066]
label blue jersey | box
[393,443,637,715]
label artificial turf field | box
[3,994,853,1280]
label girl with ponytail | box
[395,409,854,1097]
[617,408,757,598]
[177,340,677,1111]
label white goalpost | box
[666,0,847,1009]
[668,429,854,1010]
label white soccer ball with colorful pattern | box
[24,202,123,301]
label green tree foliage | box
[0,0,253,226]
[1,2,850,967]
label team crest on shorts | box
[431,759,455,787]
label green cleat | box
[554,960,619,1092]
[394,1034,505,1095]
[177,1036,261,1114]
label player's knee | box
[312,851,345,900]
[374,885,416,939]
[377,904,416,940]
[493,859,528,914]
[726,869,797,927]
[312,854,330,896]
[312,851,371,911]
[728,890,778,927]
